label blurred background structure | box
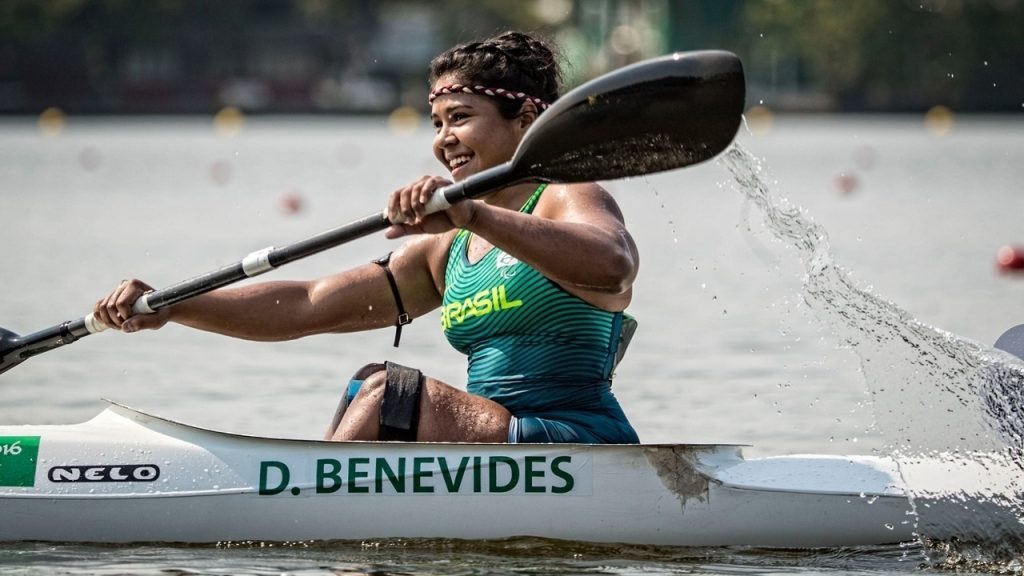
[1,0,1022,115]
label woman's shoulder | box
[390,230,460,297]
[389,230,460,274]
[537,182,625,218]
[545,181,606,196]
[399,229,460,259]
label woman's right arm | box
[93,235,447,341]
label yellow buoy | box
[214,106,246,137]
[38,107,66,137]
[388,106,420,135]
[924,105,954,136]
[744,105,774,136]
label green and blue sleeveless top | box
[441,185,639,443]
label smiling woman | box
[90,31,643,446]
[337,31,641,445]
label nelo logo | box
[48,464,161,483]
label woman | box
[94,31,640,444]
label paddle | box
[994,324,1024,361]
[0,50,745,376]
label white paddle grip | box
[423,191,452,214]
[242,246,275,276]
[83,292,153,334]
[84,313,110,334]
[133,293,155,314]
[388,191,453,225]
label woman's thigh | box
[333,370,511,443]
[416,377,512,442]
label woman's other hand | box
[93,279,170,333]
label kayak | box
[0,401,922,547]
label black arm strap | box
[373,252,412,347]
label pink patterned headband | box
[428,84,550,111]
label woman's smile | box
[446,153,474,178]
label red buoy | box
[208,160,232,186]
[835,172,859,195]
[996,245,1024,273]
[278,190,305,215]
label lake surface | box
[1,113,1023,574]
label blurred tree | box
[745,0,887,96]
[1,0,1021,113]
[0,0,85,41]
[741,0,1024,111]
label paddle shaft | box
[125,163,513,316]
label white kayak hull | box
[0,402,917,546]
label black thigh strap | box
[379,361,423,441]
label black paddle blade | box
[0,320,82,375]
[0,327,26,376]
[511,50,745,182]
[995,325,1024,361]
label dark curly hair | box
[428,31,563,119]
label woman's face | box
[430,82,532,182]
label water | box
[1,113,1023,574]
[0,540,924,575]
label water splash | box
[721,143,1024,565]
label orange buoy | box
[996,245,1024,273]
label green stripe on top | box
[441,184,622,412]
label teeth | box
[449,155,471,169]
